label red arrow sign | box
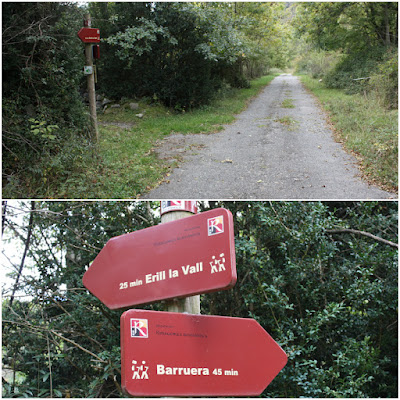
[121,310,287,397]
[83,208,236,309]
[77,27,100,43]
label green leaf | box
[42,371,50,382]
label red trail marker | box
[83,208,236,309]
[121,309,287,397]
[77,27,100,43]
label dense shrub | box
[295,50,342,79]
[294,2,398,109]
[93,3,247,109]
[324,47,387,94]
[368,48,398,109]
[297,45,398,111]
[203,201,398,398]
[2,3,90,197]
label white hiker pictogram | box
[132,360,149,380]
[210,253,226,273]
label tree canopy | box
[293,2,398,103]
[295,2,398,51]
[2,201,398,397]
[89,2,290,107]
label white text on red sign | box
[119,254,226,290]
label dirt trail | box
[143,74,394,200]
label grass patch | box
[299,74,398,192]
[281,98,295,108]
[57,74,278,198]
[275,116,298,130]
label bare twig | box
[326,228,398,248]
[268,201,291,233]
[3,319,107,364]
[50,297,106,350]
[2,142,23,160]
[255,276,281,332]
[46,334,53,397]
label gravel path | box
[143,74,394,200]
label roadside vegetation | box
[293,2,398,192]
[299,75,397,192]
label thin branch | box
[3,319,107,364]
[48,332,89,379]
[5,204,102,252]
[40,230,63,268]
[268,201,291,233]
[46,334,53,397]
[69,241,102,253]
[5,204,64,216]
[255,276,281,332]
[50,297,107,350]
[2,142,23,160]
[2,16,53,44]
[49,329,107,365]
[112,375,123,396]
[2,201,7,237]
[326,228,398,249]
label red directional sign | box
[121,309,287,397]
[83,208,236,309]
[77,27,100,43]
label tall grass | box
[299,75,398,192]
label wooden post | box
[84,14,99,142]
[160,203,201,314]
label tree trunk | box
[9,201,35,308]
[384,3,391,45]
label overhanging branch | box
[326,228,398,249]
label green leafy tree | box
[295,3,398,51]
[93,2,249,108]
[2,201,160,397]
[91,2,292,108]
[293,2,398,102]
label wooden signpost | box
[77,14,99,141]
[160,200,199,313]
[83,202,287,397]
